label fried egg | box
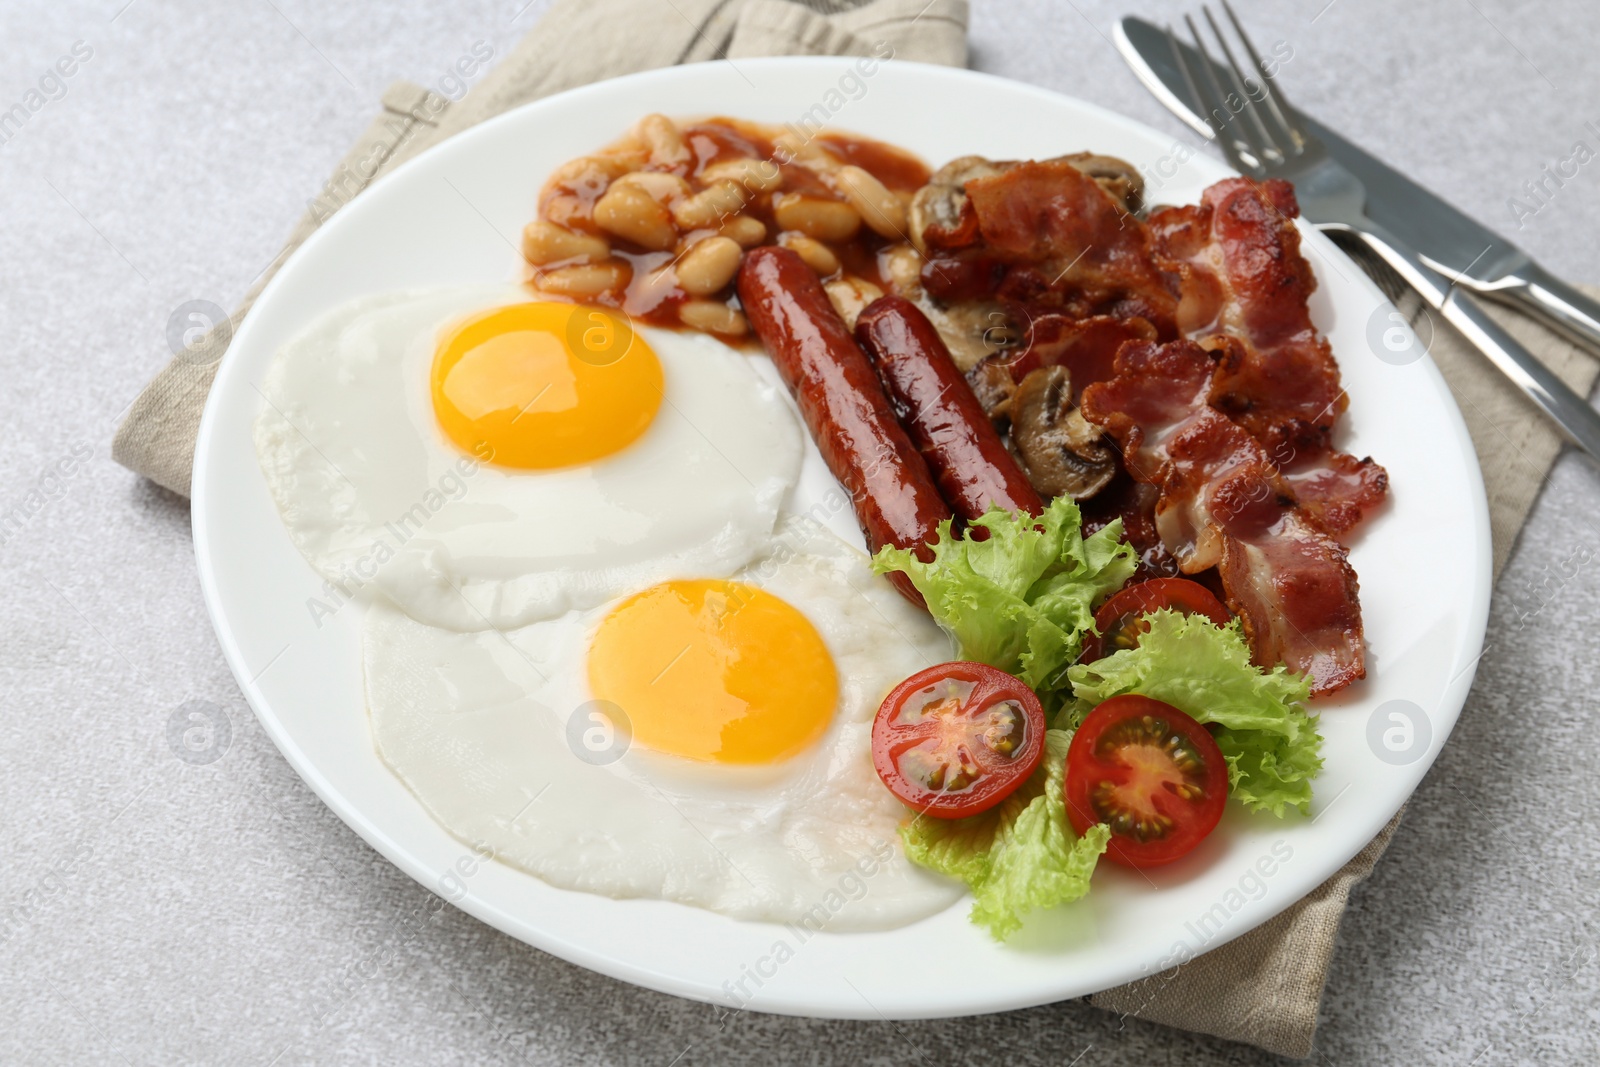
[364,521,963,928]
[254,285,802,631]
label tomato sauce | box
[527,116,931,339]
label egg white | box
[363,520,963,929]
[254,285,803,631]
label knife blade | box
[1115,15,1600,354]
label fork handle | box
[1340,222,1600,462]
[1469,262,1600,358]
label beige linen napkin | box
[111,0,1600,1057]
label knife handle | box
[1345,223,1600,462]
[1476,263,1600,358]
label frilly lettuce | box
[1066,609,1323,816]
[872,497,1137,692]
[874,504,1319,941]
[901,729,1110,940]
[876,501,1128,939]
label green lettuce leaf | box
[1065,610,1323,816]
[901,729,1110,940]
[872,498,1137,692]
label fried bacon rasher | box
[910,161,1385,694]
[921,159,1180,337]
[1082,340,1366,695]
[1149,178,1386,535]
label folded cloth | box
[109,0,1600,1057]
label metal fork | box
[1171,3,1600,463]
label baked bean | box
[701,157,784,193]
[823,275,884,330]
[533,118,934,340]
[678,299,748,336]
[593,182,678,251]
[772,130,840,174]
[631,264,681,307]
[639,113,690,169]
[671,181,747,229]
[537,261,631,298]
[522,221,610,266]
[835,164,908,239]
[773,193,861,242]
[718,215,767,247]
[543,155,643,229]
[613,171,692,204]
[777,231,840,276]
[540,195,588,231]
[676,236,743,296]
[881,242,924,294]
[550,153,639,192]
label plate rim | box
[192,55,1493,1020]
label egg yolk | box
[587,580,839,765]
[431,303,662,469]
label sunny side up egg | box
[256,283,961,928]
[253,285,802,631]
[364,521,964,928]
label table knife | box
[1116,15,1600,357]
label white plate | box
[193,58,1490,1019]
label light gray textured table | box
[3,1,1598,1063]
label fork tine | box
[1165,22,1239,170]
[1184,14,1269,176]
[1202,6,1281,163]
[1219,0,1306,152]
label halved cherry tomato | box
[1079,578,1231,663]
[1065,694,1228,868]
[872,662,1046,819]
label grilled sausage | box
[855,295,1044,521]
[737,247,950,604]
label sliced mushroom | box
[902,150,1145,379]
[911,153,1145,258]
[1050,152,1145,215]
[926,299,1016,371]
[908,155,1012,255]
[966,356,1020,426]
[880,241,1015,371]
[1010,366,1116,499]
